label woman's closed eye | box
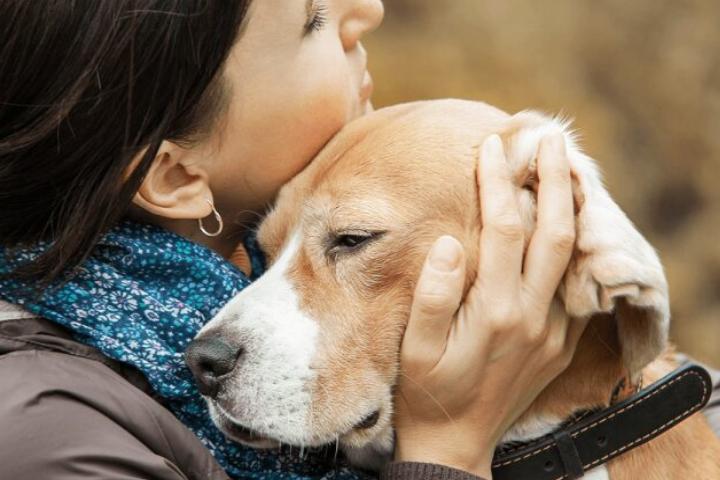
[305,0,329,34]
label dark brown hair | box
[0,0,251,282]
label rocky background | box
[365,0,720,366]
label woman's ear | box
[131,141,214,220]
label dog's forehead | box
[260,101,507,255]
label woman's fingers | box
[477,135,524,300]
[402,235,466,371]
[523,133,575,306]
[539,299,573,360]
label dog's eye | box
[327,230,384,257]
[336,234,369,248]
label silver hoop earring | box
[198,198,224,237]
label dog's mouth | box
[204,368,389,448]
[224,419,274,445]
[218,411,382,449]
[354,409,381,430]
[211,403,278,448]
[213,398,384,446]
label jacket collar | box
[0,300,38,321]
[0,311,157,398]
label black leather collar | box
[491,364,713,480]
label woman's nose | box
[341,0,385,51]
[185,336,243,398]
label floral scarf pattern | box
[0,220,368,480]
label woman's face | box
[203,0,384,226]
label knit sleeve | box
[381,462,487,480]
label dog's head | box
[186,100,669,460]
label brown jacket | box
[0,301,484,480]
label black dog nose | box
[185,336,243,397]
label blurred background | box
[365,0,720,367]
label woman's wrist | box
[394,428,495,479]
[383,461,490,480]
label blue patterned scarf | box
[0,220,368,480]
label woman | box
[0,1,584,479]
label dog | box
[187,100,720,478]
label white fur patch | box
[585,465,610,480]
[508,111,604,195]
[199,230,321,445]
[501,414,564,444]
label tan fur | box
[255,100,720,474]
[230,244,253,276]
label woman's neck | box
[173,219,244,259]
[126,209,253,260]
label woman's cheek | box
[281,70,354,169]
[211,54,355,211]
[303,61,355,122]
[236,85,350,209]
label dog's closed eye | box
[326,230,386,259]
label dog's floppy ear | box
[504,112,669,376]
[558,145,670,376]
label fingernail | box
[428,236,462,272]
[542,132,566,154]
[483,134,504,156]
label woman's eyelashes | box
[305,0,328,34]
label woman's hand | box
[393,133,587,479]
